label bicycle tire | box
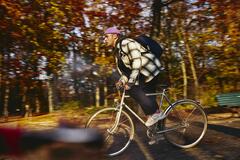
[85,107,134,156]
[163,99,208,148]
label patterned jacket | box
[115,38,161,85]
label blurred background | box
[0,0,239,118]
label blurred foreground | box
[0,109,105,160]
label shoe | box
[145,111,165,127]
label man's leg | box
[143,76,159,107]
[127,85,158,116]
[128,78,158,115]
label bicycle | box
[85,86,208,157]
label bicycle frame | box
[113,88,174,131]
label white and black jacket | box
[115,38,161,86]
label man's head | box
[104,27,121,47]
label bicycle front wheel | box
[164,99,208,148]
[85,107,134,157]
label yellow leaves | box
[94,53,115,76]
[210,0,240,42]
[27,27,34,34]
[30,40,40,47]
[44,50,66,74]
[94,54,113,66]
[224,47,237,54]
[46,5,65,22]
[49,1,60,7]
[65,5,72,11]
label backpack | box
[118,35,163,60]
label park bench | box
[216,92,240,107]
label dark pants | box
[127,76,159,115]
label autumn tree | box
[0,0,86,115]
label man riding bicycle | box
[104,27,165,127]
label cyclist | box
[104,27,165,127]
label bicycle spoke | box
[119,117,128,124]
[186,109,205,124]
[185,107,197,121]
[172,110,182,121]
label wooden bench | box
[216,92,240,107]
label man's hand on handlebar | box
[115,81,130,90]
[115,80,123,90]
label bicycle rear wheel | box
[85,107,134,157]
[164,99,207,148]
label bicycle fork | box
[107,90,126,134]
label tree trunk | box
[185,41,199,99]
[2,52,9,121]
[95,85,100,107]
[151,0,162,38]
[72,47,80,99]
[35,98,40,114]
[0,54,2,82]
[3,82,9,122]
[47,80,54,112]
[180,60,187,98]
[151,0,182,37]
[176,26,188,99]
[104,83,108,107]
[180,27,199,99]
